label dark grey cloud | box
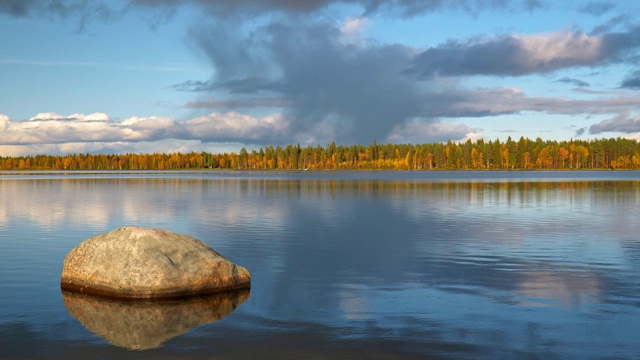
[0,0,90,17]
[579,1,615,15]
[129,0,543,18]
[575,127,586,136]
[364,0,543,17]
[0,0,37,16]
[185,97,292,108]
[217,78,285,94]
[188,21,275,86]
[409,27,640,78]
[556,77,590,88]
[190,19,424,144]
[269,22,423,142]
[589,114,640,134]
[0,0,118,29]
[590,15,631,35]
[2,0,545,23]
[172,78,284,94]
[171,80,216,92]
[620,71,640,89]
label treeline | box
[2,137,640,171]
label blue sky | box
[1,0,640,156]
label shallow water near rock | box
[1,170,640,359]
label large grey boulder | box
[60,226,250,299]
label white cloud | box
[292,118,341,145]
[82,112,112,122]
[515,30,604,68]
[119,116,179,141]
[340,15,369,45]
[121,116,177,128]
[30,112,63,121]
[28,112,111,122]
[183,112,290,141]
[341,16,367,34]
[387,120,483,143]
[0,114,9,129]
[0,111,291,155]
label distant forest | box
[2,137,640,171]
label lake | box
[1,170,639,359]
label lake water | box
[1,171,640,359]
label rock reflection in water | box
[61,289,249,350]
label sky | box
[1,0,640,156]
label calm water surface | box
[1,171,639,359]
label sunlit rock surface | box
[62,289,249,350]
[60,226,250,298]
